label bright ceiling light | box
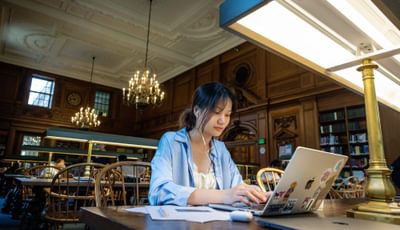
[220,0,400,111]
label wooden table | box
[3,173,28,178]
[16,177,54,186]
[80,199,397,230]
[80,205,257,230]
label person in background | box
[149,82,269,206]
[4,162,20,174]
[118,155,146,183]
[118,154,128,162]
[55,158,66,169]
[92,156,110,165]
[391,156,400,194]
[1,162,20,197]
[270,159,283,170]
[40,158,65,177]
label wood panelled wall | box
[0,62,141,156]
[0,42,399,166]
[133,42,400,166]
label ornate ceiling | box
[0,0,243,88]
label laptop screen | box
[261,146,348,216]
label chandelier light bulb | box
[71,56,101,129]
[121,0,165,111]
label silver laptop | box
[209,146,348,216]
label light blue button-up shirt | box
[148,128,243,206]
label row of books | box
[320,107,365,122]
[321,146,344,154]
[320,135,341,145]
[320,145,369,156]
[320,123,346,134]
[348,158,368,168]
[350,145,369,155]
[347,107,365,119]
[349,133,367,143]
[320,111,345,122]
[348,121,366,131]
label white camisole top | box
[193,163,216,189]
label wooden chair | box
[329,176,365,199]
[17,165,61,228]
[256,167,284,192]
[42,162,104,229]
[1,166,34,218]
[95,161,151,207]
[1,165,60,220]
[22,165,61,197]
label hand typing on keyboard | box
[225,183,271,205]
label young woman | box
[149,82,269,206]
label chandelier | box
[71,56,101,128]
[122,0,165,111]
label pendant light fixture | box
[71,56,101,128]
[122,0,165,111]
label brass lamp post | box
[219,0,400,224]
[346,59,399,223]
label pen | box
[158,207,169,217]
[175,208,211,212]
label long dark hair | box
[179,82,237,132]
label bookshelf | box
[5,128,158,165]
[319,108,347,155]
[319,105,368,180]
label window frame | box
[27,74,55,109]
[94,90,111,117]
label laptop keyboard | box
[232,202,265,211]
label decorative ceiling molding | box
[0,0,243,89]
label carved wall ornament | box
[233,63,252,86]
[274,115,297,130]
[273,128,298,141]
[222,120,257,142]
[225,62,261,108]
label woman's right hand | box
[224,183,270,205]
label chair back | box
[329,176,365,199]
[43,162,104,226]
[256,167,284,192]
[95,161,151,207]
[15,167,27,175]
[20,165,61,200]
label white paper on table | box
[125,207,148,214]
[146,205,230,223]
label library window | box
[94,91,110,117]
[28,75,55,108]
[21,135,42,156]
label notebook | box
[209,146,348,216]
